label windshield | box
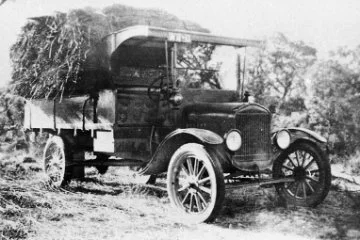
[176,43,244,91]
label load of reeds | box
[9,4,207,99]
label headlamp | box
[225,130,242,151]
[276,129,291,149]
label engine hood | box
[183,102,245,116]
[182,102,270,116]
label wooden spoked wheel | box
[167,143,224,223]
[43,136,67,187]
[273,142,331,207]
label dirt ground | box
[1,151,360,240]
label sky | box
[0,0,359,87]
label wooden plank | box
[28,100,55,129]
[25,90,116,130]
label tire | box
[167,143,225,223]
[273,142,331,207]
[43,135,71,187]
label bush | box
[0,89,25,148]
[344,151,360,175]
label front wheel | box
[167,143,225,223]
[273,142,331,207]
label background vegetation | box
[246,34,360,162]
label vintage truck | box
[24,25,331,223]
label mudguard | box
[140,128,223,175]
[286,127,327,144]
[271,127,328,162]
[273,127,327,153]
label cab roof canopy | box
[88,25,263,70]
[104,25,262,54]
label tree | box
[309,45,360,154]
[247,33,317,113]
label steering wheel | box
[147,75,165,101]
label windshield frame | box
[170,42,247,94]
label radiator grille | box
[235,112,271,161]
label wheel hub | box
[293,167,306,181]
[188,176,199,189]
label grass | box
[1,149,360,240]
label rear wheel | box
[273,142,331,207]
[167,143,225,223]
[43,135,69,187]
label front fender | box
[140,128,223,175]
[287,127,327,144]
[272,127,328,159]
